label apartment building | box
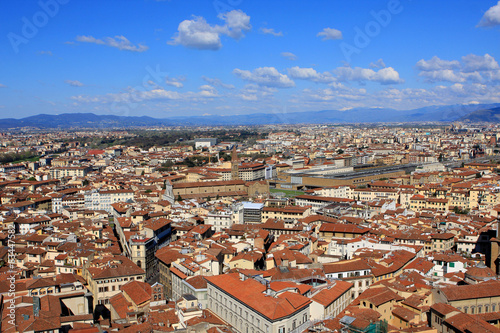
[310,280,353,320]
[323,259,373,298]
[206,273,311,333]
[49,166,91,179]
[84,189,134,213]
[83,255,146,309]
[261,205,312,223]
[434,281,500,315]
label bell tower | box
[231,146,239,180]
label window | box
[278,327,285,333]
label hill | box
[1,103,500,128]
[458,107,500,122]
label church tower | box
[231,146,239,180]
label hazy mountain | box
[1,103,500,128]
[0,113,165,129]
[458,107,500,123]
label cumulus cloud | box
[294,82,500,111]
[415,56,460,71]
[75,35,148,52]
[369,59,386,69]
[416,54,500,83]
[70,83,223,109]
[65,80,84,87]
[0,83,6,88]
[168,10,251,50]
[198,84,219,97]
[477,1,500,27]
[202,76,235,89]
[287,66,335,83]
[233,67,295,88]
[334,66,404,84]
[260,27,283,37]
[164,76,185,88]
[281,52,297,61]
[317,27,342,40]
[237,84,277,101]
[462,53,499,72]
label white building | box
[206,210,233,232]
[84,189,134,213]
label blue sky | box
[1,0,500,118]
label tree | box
[177,194,183,202]
[453,206,469,215]
[337,149,344,154]
[28,177,36,181]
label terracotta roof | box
[121,280,152,306]
[311,281,353,307]
[439,281,500,301]
[206,273,311,320]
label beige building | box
[83,255,146,309]
[261,205,312,223]
[310,280,353,320]
[434,281,500,315]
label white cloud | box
[416,54,500,83]
[477,1,500,27]
[369,59,386,69]
[233,67,295,88]
[418,69,467,83]
[281,52,297,61]
[140,89,183,100]
[294,83,500,111]
[38,50,53,56]
[0,83,6,88]
[202,76,235,89]
[65,80,84,87]
[462,53,499,72]
[164,76,185,88]
[260,27,283,37]
[317,27,342,40]
[287,66,335,83]
[415,56,460,71]
[237,84,277,101]
[198,84,219,97]
[75,35,148,52]
[334,66,404,84]
[71,85,222,107]
[168,10,251,50]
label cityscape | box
[2,1,500,333]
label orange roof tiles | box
[205,273,311,320]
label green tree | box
[177,194,183,202]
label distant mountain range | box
[2,103,500,128]
[458,107,500,123]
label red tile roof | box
[206,273,311,320]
